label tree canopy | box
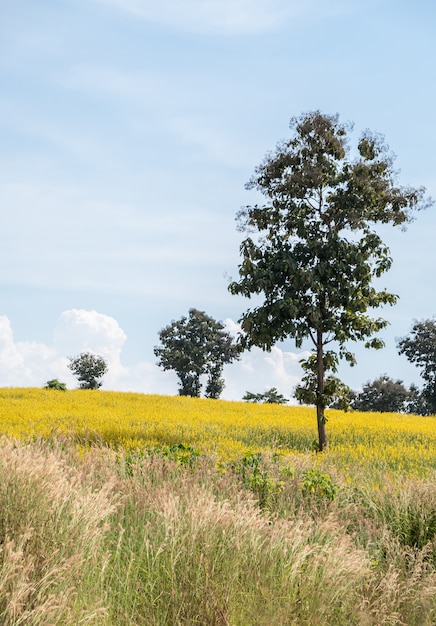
[154,308,239,398]
[229,110,429,450]
[350,374,411,413]
[398,318,436,414]
[68,352,108,390]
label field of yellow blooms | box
[0,387,435,477]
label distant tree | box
[405,383,431,416]
[68,352,108,390]
[154,308,240,398]
[398,319,436,414]
[351,374,410,413]
[243,387,288,404]
[204,363,226,400]
[44,378,67,391]
[228,110,429,449]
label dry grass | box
[0,438,116,624]
[0,438,435,624]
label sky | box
[0,0,435,401]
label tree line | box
[153,310,436,417]
[47,111,433,451]
[50,311,436,419]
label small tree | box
[398,319,436,414]
[243,387,288,404]
[229,110,429,450]
[44,378,67,391]
[68,352,108,390]
[154,308,239,398]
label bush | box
[301,468,338,502]
[44,379,67,391]
[243,387,288,404]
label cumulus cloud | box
[53,309,177,393]
[0,315,65,387]
[221,319,308,402]
[0,310,305,399]
[53,309,127,362]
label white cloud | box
[0,317,23,370]
[0,310,305,399]
[222,318,308,402]
[221,346,307,403]
[53,309,127,362]
[53,309,144,391]
[0,315,65,387]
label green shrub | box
[230,452,287,510]
[44,378,67,391]
[302,468,338,502]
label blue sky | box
[0,0,435,399]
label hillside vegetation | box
[0,388,435,624]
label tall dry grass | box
[105,453,373,625]
[0,437,116,624]
[0,438,435,624]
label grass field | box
[0,388,435,624]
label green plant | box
[152,443,201,467]
[123,444,201,476]
[302,468,338,502]
[44,378,67,391]
[231,453,286,510]
[398,318,436,414]
[243,387,289,404]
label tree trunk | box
[316,331,328,451]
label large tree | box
[229,110,429,450]
[398,318,436,414]
[351,374,411,413]
[154,308,239,398]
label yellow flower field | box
[0,387,435,476]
